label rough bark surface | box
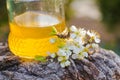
[0,42,120,80]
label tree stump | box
[0,42,120,80]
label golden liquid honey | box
[8,11,66,59]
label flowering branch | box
[36,25,101,68]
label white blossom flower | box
[48,25,101,68]
[64,60,71,66]
[74,37,84,45]
[58,54,69,62]
[92,43,99,48]
[60,62,66,68]
[86,44,91,48]
[50,53,56,58]
[64,55,69,60]
[72,54,78,59]
[94,38,101,43]
[87,30,101,43]
[70,25,78,32]
[78,55,84,60]
[68,45,75,51]
[63,46,72,56]
[57,46,71,60]
[60,60,71,68]
[57,49,66,56]
[66,39,74,47]
[58,57,64,61]
[82,52,88,57]
[73,47,82,54]
[69,45,79,54]
[70,33,77,39]
[70,26,86,46]
[70,26,81,39]
[79,28,87,37]
[47,52,56,58]
[74,37,82,43]
[68,43,84,55]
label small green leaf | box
[52,26,58,33]
[50,27,58,36]
[50,31,57,36]
[58,43,65,48]
[35,56,47,62]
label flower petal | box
[95,38,101,43]
[73,47,81,54]
[57,49,66,56]
[72,54,78,59]
[66,50,72,56]
[82,52,88,57]
[65,60,71,66]
[50,53,56,58]
[78,55,84,60]
[92,43,99,48]
[70,25,78,32]
[79,28,86,36]
[70,33,76,39]
[87,30,91,36]
[60,62,65,68]
[58,57,64,61]
[74,37,82,43]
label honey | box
[8,11,66,59]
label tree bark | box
[0,42,120,80]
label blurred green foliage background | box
[97,0,120,54]
[0,0,9,41]
[0,0,119,55]
[97,0,120,31]
[0,0,8,24]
